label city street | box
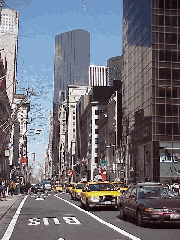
[0,191,180,240]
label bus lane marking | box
[54,195,141,240]
[2,195,28,240]
[63,216,81,224]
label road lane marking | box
[43,218,49,225]
[28,218,41,225]
[35,197,44,200]
[63,217,81,225]
[53,217,60,225]
[54,195,141,240]
[2,195,28,240]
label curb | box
[0,195,22,220]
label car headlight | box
[145,208,163,212]
[89,197,99,202]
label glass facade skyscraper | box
[53,29,90,170]
[123,0,180,183]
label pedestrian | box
[0,180,3,201]
[173,183,179,196]
[9,180,15,196]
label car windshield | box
[113,183,128,188]
[43,180,51,185]
[138,186,176,199]
[68,183,74,187]
[76,184,86,189]
[88,183,116,191]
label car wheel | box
[86,198,90,211]
[119,205,127,221]
[71,194,74,200]
[136,211,144,227]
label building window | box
[95,110,99,115]
[73,116,75,120]
[95,157,98,163]
[95,119,99,125]
[159,87,165,97]
[173,123,178,135]
[166,123,172,135]
[95,129,99,134]
[159,15,164,26]
[172,105,178,116]
[166,104,172,116]
[159,0,164,8]
[73,129,75,132]
[95,138,99,144]
[159,123,165,134]
[95,148,98,153]
[158,104,165,115]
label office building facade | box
[107,56,123,86]
[89,65,108,86]
[0,8,19,104]
[123,0,180,183]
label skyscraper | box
[53,29,90,171]
[122,0,180,183]
[54,29,90,103]
[0,8,19,104]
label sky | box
[4,0,123,175]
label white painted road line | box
[2,195,28,240]
[43,218,50,225]
[54,195,141,240]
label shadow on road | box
[116,215,180,229]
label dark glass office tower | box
[53,29,90,173]
[54,29,90,102]
[123,0,180,183]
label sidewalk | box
[0,194,23,220]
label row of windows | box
[159,122,179,135]
[159,87,179,98]
[159,68,180,79]
[159,50,180,62]
[155,15,180,27]
[158,0,180,9]
[158,104,180,116]
[156,32,180,45]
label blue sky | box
[4,0,123,175]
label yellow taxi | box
[71,182,87,200]
[66,182,76,194]
[54,184,63,192]
[111,182,128,194]
[80,181,121,210]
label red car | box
[119,182,180,227]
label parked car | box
[71,182,87,200]
[119,182,180,227]
[111,182,128,193]
[42,180,52,191]
[66,183,76,193]
[80,181,121,210]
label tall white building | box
[89,65,108,87]
[0,8,19,104]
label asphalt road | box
[0,191,180,240]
